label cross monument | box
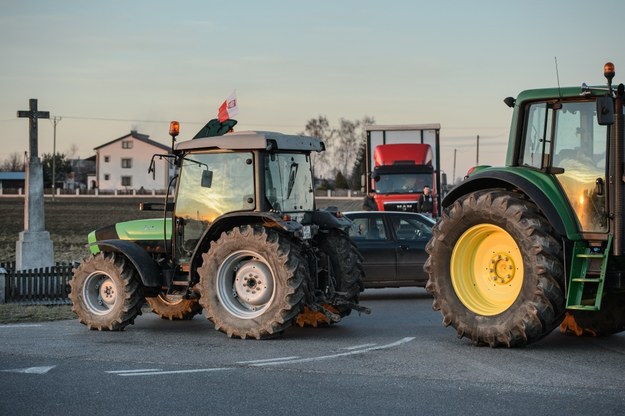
[16,98,54,270]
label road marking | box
[249,337,416,367]
[106,369,162,374]
[111,368,231,377]
[236,356,300,365]
[0,324,43,329]
[107,337,416,376]
[343,343,376,350]
[1,365,55,374]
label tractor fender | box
[189,212,302,272]
[89,239,162,289]
[312,209,352,232]
[443,170,579,239]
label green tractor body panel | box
[88,218,171,255]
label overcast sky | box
[1,0,624,181]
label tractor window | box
[264,152,314,213]
[521,102,552,169]
[552,101,607,233]
[175,152,254,260]
[520,100,608,232]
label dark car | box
[343,211,436,288]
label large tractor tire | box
[296,230,365,327]
[197,225,307,339]
[560,292,625,337]
[146,293,202,320]
[425,190,565,347]
[69,252,144,331]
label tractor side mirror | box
[597,96,614,126]
[201,170,213,188]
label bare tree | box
[0,152,25,172]
[301,116,335,180]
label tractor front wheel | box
[69,252,144,331]
[146,292,202,320]
[425,190,565,347]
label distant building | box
[94,130,172,191]
[0,171,25,192]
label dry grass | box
[0,196,163,263]
[0,303,75,323]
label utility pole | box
[51,116,61,200]
[453,148,457,185]
[476,134,480,165]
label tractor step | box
[566,236,612,311]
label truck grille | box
[383,202,418,212]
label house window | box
[104,156,110,163]
[121,176,132,187]
[122,140,133,149]
[104,174,110,181]
[121,158,133,169]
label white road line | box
[250,337,416,367]
[107,337,416,376]
[106,369,162,374]
[1,366,56,374]
[0,324,43,328]
[343,343,376,350]
[236,356,300,364]
[115,368,231,377]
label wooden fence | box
[0,261,74,304]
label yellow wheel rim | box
[451,224,523,316]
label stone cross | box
[15,98,54,270]
[18,99,49,161]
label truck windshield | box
[375,173,432,194]
[265,152,314,212]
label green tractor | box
[426,62,625,347]
[69,120,366,339]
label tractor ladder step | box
[565,235,612,311]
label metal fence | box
[0,261,74,305]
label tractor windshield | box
[264,152,314,213]
[175,151,255,261]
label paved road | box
[1,288,624,416]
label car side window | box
[393,216,433,240]
[348,216,387,240]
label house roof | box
[94,130,169,151]
[0,172,26,180]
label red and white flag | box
[218,90,239,122]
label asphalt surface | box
[1,288,624,416]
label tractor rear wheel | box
[296,230,364,327]
[197,225,306,339]
[146,293,202,320]
[69,252,144,331]
[425,190,565,347]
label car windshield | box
[264,152,314,212]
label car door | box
[388,213,433,286]
[346,212,397,287]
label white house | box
[94,131,173,192]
